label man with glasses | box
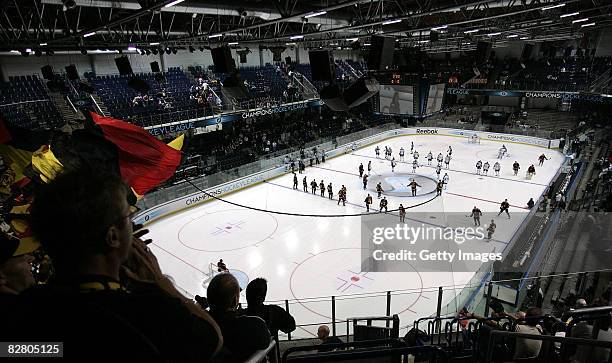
[19,167,222,361]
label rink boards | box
[134,127,561,226]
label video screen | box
[426,84,445,114]
[378,85,414,115]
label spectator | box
[0,233,37,296]
[527,198,535,209]
[317,325,343,352]
[513,307,543,359]
[244,278,296,340]
[23,167,222,361]
[208,273,271,361]
[570,309,612,363]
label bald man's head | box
[207,273,240,312]
[317,325,330,340]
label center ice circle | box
[177,209,278,252]
[368,173,438,197]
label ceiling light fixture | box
[209,33,223,38]
[581,22,595,27]
[382,19,402,25]
[305,11,327,18]
[560,12,579,18]
[164,0,185,8]
[542,3,565,11]
[572,18,589,23]
[290,35,304,40]
[83,31,96,38]
[431,25,448,31]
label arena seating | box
[0,75,64,129]
[86,67,209,127]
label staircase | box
[90,94,109,116]
[184,69,224,114]
[588,68,612,93]
[48,92,84,124]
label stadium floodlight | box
[305,11,327,18]
[541,3,565,11]
[572,18,589,23]
[560,12,579,18]
[382,19,402,25]
[164,0,185,8]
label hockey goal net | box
[468,135,481,144]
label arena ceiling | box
[0,0,611,53]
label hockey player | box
[427,151,433,165]
[298,160,304,174]
[487,220,496,240]
[527,198,535,209]
[448,146,453,156]
[364,194,373,212]
[290,160,296,173]
[498,145,507,159]
[327,183,333,199]
[442,173,449,189]
[410,141,414,154]
[436,164,442,179]
[408,179,421,197]
[375,145,380,158]
[362,174,368,190]
[412,159,418,173]
[376,182,384,199]
[538,154,548,166]
[399,147,405,161]
[367,160,372,173]
[399,204,406,222]
[310,179,318,194]
[476,160,483,175]
[436,180,444,196]
[379,197,388,213]
[293,173,298,189]
[527,164,536,178]
[321,149,326,163]
[513,161,520,176]
[338,185,347,206]
[303,176,308,192]
[444,154,451,169]
[483,162,490,176]
[437,153,444,166]
[470,206,482,226]
[359,163,364,178]
[391,158,397,173]
[498,199,510,218]
[320,180,325,197]
[494,162,501,176]
[413,151,420,162]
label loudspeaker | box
[430,31,439,42]
[150,61,160,73]
[309,50,335,82]
[474,41,492,61]
[285,56,292,65]
[320,84,348,111]
[41,65,54,80]
[211,47,235,73]
[127,77,150,93]
[367,35,394,71]
[546,46,557,58]
[343,78,380,108]
[78,81,93,94]
[65,65,79,80]
[521,44,534,60]
[239,53,247,63]
[564,47,573,57]
[222,72,249,99]
[115,56,133,76]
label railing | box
[420,118,564,139]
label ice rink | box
[145,134,565,338]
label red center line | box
[445,192,528,209]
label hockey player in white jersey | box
[483,161,490,175]
[442,173,449,189]
[437,153,444,166]
[493,162,501,176]
[476,160,483,175]
[427,151,433,165]
[444,154,451,169]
